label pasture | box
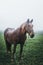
[0,31,43,65]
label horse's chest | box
[19,35,26,42]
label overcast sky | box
[0,0,43,32]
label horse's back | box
[4,28,15,34]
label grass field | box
[0,31,43,65]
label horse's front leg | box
[19,43,24,60]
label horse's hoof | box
[8,51,11,54]
[21,57,23,60]
[11,58,14,62]
[14,54,16,59]
[19,56,23,60]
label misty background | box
[0,0,43,32]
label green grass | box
[0,32,43,65]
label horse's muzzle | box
[30,34,34,38]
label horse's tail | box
[4,28,9,40]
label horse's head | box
[25,19,34,38]
[20,19,34,38]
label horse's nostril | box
[30,34,34,38]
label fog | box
[0,0,43,32]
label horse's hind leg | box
[5,40,11,53]
[11,44,17,61]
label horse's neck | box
[19,28,26,36]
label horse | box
[4,19,34,60]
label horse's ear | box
[27,19,29,23]
[30,19,33,23]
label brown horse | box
[4,19,34,59]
